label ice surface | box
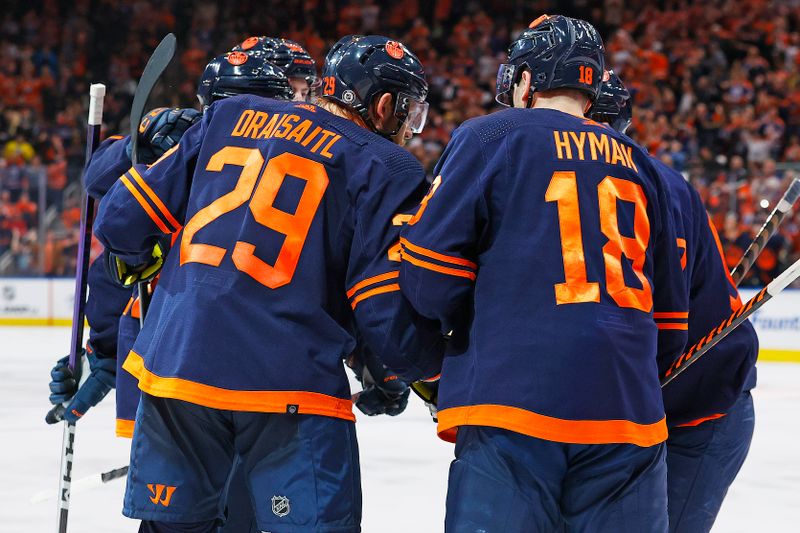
[2,327,798,532]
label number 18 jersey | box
[400,108,688,446]
[94,95,444,421]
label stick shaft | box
[662,255,800,387]
[731,178,800,285]
[56,83,105,533]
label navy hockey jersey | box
[651,158,758,427]
[400,110,688,447]
[94,96,444,421]
[81,133,144,436]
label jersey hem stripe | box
[123,351,356,421]
[437,404,667,447]
[673,413,726,428]
[115,418,135,438]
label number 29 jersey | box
[94,95,444,422]
[400,108,688,446]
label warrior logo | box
[272,495,291,517]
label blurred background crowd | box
[1,0,799,286]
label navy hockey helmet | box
[197,52,294,107]
[321,35,429,135]
[232,37,317,86]
[589,69,633,134]
[496,14,605,107]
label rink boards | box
[0,277,798,361]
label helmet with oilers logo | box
[197,51,294,108]
[320,35,429,136]
[589,69,633,134]
[496,14,605,108]
[232,37,317,88]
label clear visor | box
[396,92,429,134]
[495,63,517,106]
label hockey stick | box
[661,255,800,387]
[129,33,176,326]
[46,83,106,533]
[31,465,129,505]
[730,178,800,285]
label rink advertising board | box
[0,279,798,361]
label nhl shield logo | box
[271,495,290,517]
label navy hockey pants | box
[124,393,361,532]
[666,391,755,533]
[445,425,668,532]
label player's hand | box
[411,378,439,422]
[107,242,164,288]
[127,107,202,165]
[354,381,410,417]
[46,345,116,424]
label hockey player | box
[590,71,759,533]
[399,15,688,531]
[94,35,442,532]
[232,37,318,102]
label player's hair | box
[313,97,368,129]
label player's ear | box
[513,70,532,108]
[373,92,395,127]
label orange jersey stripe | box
[108,135,124,140]
[120,174,171,233]
[129,167,182,232]
[437,404,667,447]
[656,323,688,330]
[115,418,135,438]
[346,271,399,298]
[400,238,477,270]
[401,249,477,281]
[653,312,689,319]
[675,413,726,428]
[124,351,355,421]
[350,283,400,310]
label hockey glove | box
[107,242,164,288]
[411,378,439,423]
[347,352,410,417]
[126,107,202,165]
[47,344,116,424]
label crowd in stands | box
[1,0,799,286]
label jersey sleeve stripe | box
[656,322,689,330]
[124,351,356,421]
[400,237,477,270]
[108,135,124,140]
[346,271,399,298]
[400,248,477,280]
[653,312,689,319]
[129,167,182,232]
[350,283,401,310]
[437,404,667,447]
[119,174,171,234]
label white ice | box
[1,327,799,532]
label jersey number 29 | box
[180,146,329,288]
